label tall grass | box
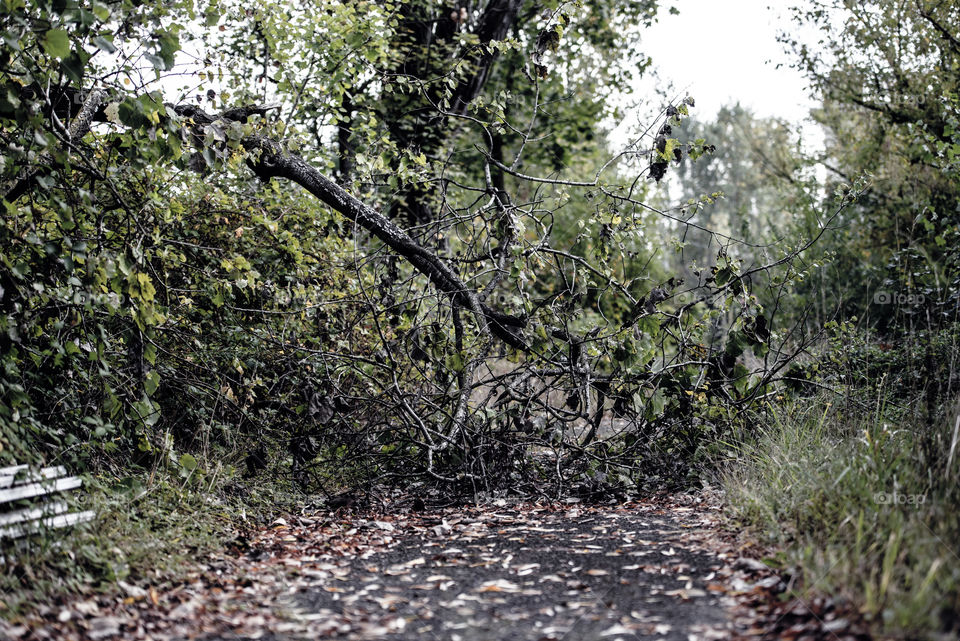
[723,392,960,638]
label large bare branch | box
[238,134,528,350]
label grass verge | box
[722,393,960,638]
[0,458,305,618]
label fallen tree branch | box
[234,132,528,350]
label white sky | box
[624,0,817,127]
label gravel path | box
[7,496,775,641]
[280,501,734,641]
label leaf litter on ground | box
[0,492,872,641]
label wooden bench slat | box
[0,500,68,527]
[0,465,68,489]
[0,509,95,539]
[0,476,83,505]
[0,465,27,477]
[0,462,93,542]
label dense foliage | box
[783,0,960,336]
[0,0,823,500]
[1,0,958,636]
[717,2,960,635]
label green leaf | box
[725,331,748,357]
[91,1,111,21]
[0,87,20,114]
[42,29,71,60]
[92,36,116,53]
[179,453,198,472]
[714,267,733,286]
[647,389,666,419]
[144,342,157,366]
[118,98,145,127]
[732,364,751,395]
[61,52,86,84]
[133,399,159,427]
[144,370,160,396]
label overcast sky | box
[625,0,817,127]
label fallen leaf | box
[476,579,520,593]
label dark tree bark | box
[241,135,528,349]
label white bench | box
[0,464,95,539]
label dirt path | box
[277,501,734,641]
[2,495,796,641]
